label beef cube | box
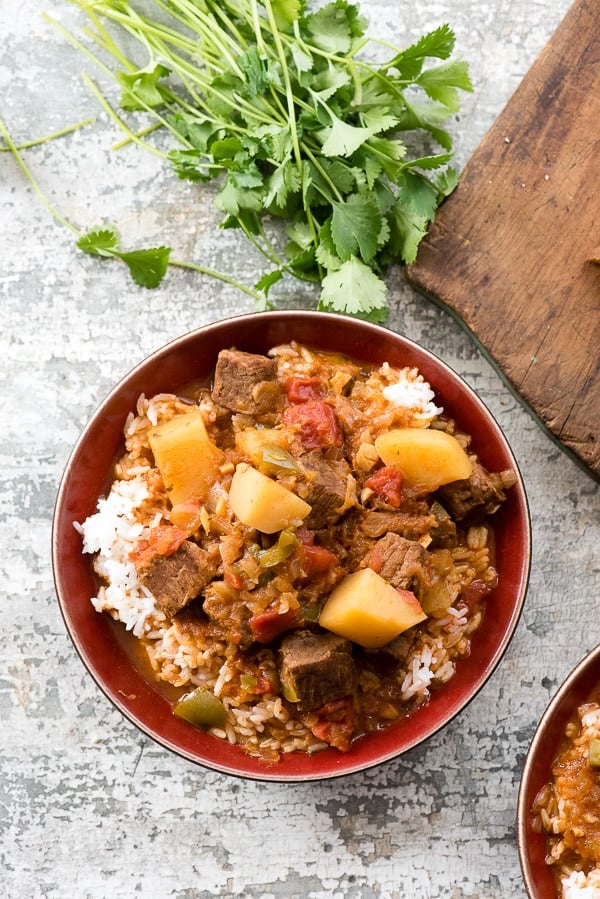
[437,462,517,523]
[360,510,436,540]
[365,533,433,596]
[428,502,457,548]
[211,349,279,414]
[278,630,357,711]
[138,540,218,617]
[202,581,253,648]
[299,452,356,528]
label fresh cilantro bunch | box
[68,0,472,318]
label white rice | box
[562,870,600,899]
[74,475,165,638]
[381,368,444,422]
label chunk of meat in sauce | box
[298,451,356,529]
[437,461,516,523]
[365,532,433,596]
[202,581,253,648]
[360,510,436,541]
[137,540,219,618]
[211,349,281,415]
[278,630,357,711]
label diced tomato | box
[130,525,189,567]
[285,377,325,404]
[310,697,355,752]
[368,544,383,574]
[223,568,245,590]
[293,528,337,578]
[460,575,498,612]
[249,608,301,643]
[300,543,338,577]
[282,400,342,450]
[364,465,404,508]
[255,673,277,695]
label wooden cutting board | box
[406,0,600,482]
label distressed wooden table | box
[2,1,598,897]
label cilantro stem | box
[0,118,80,235]
[112,122,162,151]
[246,0,268,57]
[43,14,117,83]
[236,219,285,269]
[258,0,302,169]
[81,74,169,158]
[202,0,249,53]
[0,117,95,152]
[81,4,280,132]
[85,10,135,72]
[157,0,247,75]
[169,258,265,302]
[303,146,344,204]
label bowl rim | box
[52,310,531,782]
[517,641,600,897]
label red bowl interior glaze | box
[52,311,531,781]
[518,643,600,898]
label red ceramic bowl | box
[52,310,531,781]
[518,643,600,897]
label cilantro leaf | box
[264,158,302,209]
[388,200,429,265]
[319,256,388,319]
[118,64,170,110]
[433,166,460,197]
[115,246,171,289]
[304,1,366,54]
[77,226,120,256]
[239,46,269,97]
[309,63,352,101]
[360,108,399,134]
[417,60,473,111]
[291,43,313,74]
[272,0,302,31]
[404,24,456,61]
[319,158,356,195]
[397,171,439,220]
[330,194,381,262]
[168,149,212,182]
[168,113,218,152]
[254,269,284,295]
[320,113,376,157]
[315,219,342,271]
[216,176,263,215]
[403,152,454,171]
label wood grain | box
[406,0,600,481]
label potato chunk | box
[148,409,225,506]
[228,462,311,534]
[319,567,427,649]
[374,428,472,492]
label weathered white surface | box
[1,0,598,896]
